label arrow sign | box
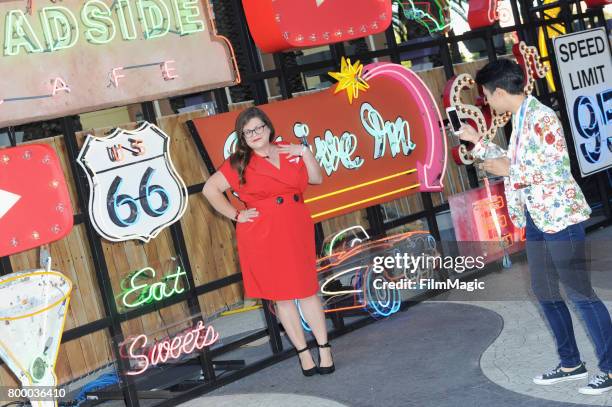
[0,189,20,219]
[0,144,73,257]
[364,63,447,192]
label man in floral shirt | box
[459,59,611,395]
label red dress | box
[218,143,319,300]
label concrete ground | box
[177,226,612,407]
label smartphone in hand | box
[446,107,463,135]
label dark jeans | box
[525,209,612,373]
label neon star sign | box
[120,266,187,309]
[328,57,370,104]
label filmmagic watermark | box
[372,276,485,292]
[372,253,487,292]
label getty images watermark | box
[371,253,487,292]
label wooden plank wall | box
[0,59,489,387]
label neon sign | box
[77,122,189,242]
[120,266,187,309]
[0,145,73,257]
[0,0,239,128]
[399,0,451,34]
[449,180,525,263]
[3,1,207,56]
[242,0,392,53]
[191,62,447,222]
[124,321,219,376]
[443,41,548,165]
[0,270,73,407]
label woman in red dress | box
[202,107,334,376]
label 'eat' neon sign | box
[120,266,187,309]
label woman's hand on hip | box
[237,208,259,223]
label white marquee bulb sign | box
[0,270,73,407]
[77,122,188,242]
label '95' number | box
[573,89,612,164]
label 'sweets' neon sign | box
[124,321,219,376]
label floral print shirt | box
[473,96,591,233]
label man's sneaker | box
[578,373,612,395]
[533,363,588,385]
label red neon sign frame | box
[242,0,392,53]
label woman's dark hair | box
[230,107,276,184]
[475,59,525,95]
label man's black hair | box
[475,59,525,95]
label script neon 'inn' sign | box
[222,102,417,177]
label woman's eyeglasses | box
[243,124,267,138]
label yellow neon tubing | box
[305,168,417,204]
[311,183,421,219]
[0,271,73,321]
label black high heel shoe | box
[296,346,317,376]
[316,342,335,375]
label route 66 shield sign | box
[77,122,188,242]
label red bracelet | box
[234,209,240,222]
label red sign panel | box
[468,0,498,29]
[448,179,524,263]
[0,145,73,257]
[191,62,447,222]
[242,0,392,53]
